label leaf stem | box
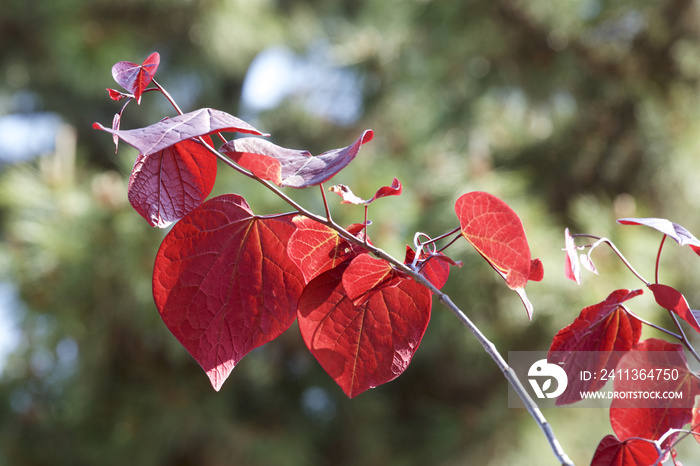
[623,306,682,340]
[320,184,332,221]
[654,235,667,285]
[572,234,650,285]
[666,310,700,365]
[151,79,184,115]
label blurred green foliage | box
[1,0,699,464]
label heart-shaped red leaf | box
[287,217,368,283]
[153,194,305,391]
[617,217,700,253]
[648,283,700,333]
[219,130,373,188]
[403,246,453,290]
[455,192,534,290]
[610,338,700,444]
[342,254,398,305]
[111,52,160,104]
[297,262,432,398]
[590,435,659,466]
[548,289,643,405]
[93,108,266,155]
[128,136,216,228]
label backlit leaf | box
[648,283,700,334]
[297,261,431,398]
[111,52,160,104]
[610,338,700,445]
[548,289,643,405]
[590,435,659,466]
[152,194,305,391]
[455,191,540,318]
[128,136,216,228]
[287,217,368,283]
[93,108,266,155]
[219,130,373,188]
[455,192,533,289]
[341,254,397,305]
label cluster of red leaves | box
[560,218,700,465]
[94,53,542,398]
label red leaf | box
[287,217,368,283]
[648,283,700,334]
[297,262,432,398]
[610,338,700,444]
[219,130,373,188]
[455,192,541,319]
[590,435,659,466]
[455,192,533,289]
[564,228,581,284]
[107,88,129,101]
[111,52,160,104]
[93,108,266,155]
[152,194,305,391]
[617,217,700,252]
[528,258,544,282]
[548,289,643,405]
[128,136,216,228]
[341,254,398,305]
[403,246,453,290]
[329,177,403,205]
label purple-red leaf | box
[590,435,659,466]
[297,261,431,398]
[548,289,643,405]
[648,283,700,334]
[287,217,368,283]
[610,338,700,445]
[128,136,216,228]
[93,108,266,155]
[152,194,305,391]
[618,217,700,254]
[111,52,160,104]
[329,177,402,205]
[219,130,373,188]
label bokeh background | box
[1,0,700,464]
